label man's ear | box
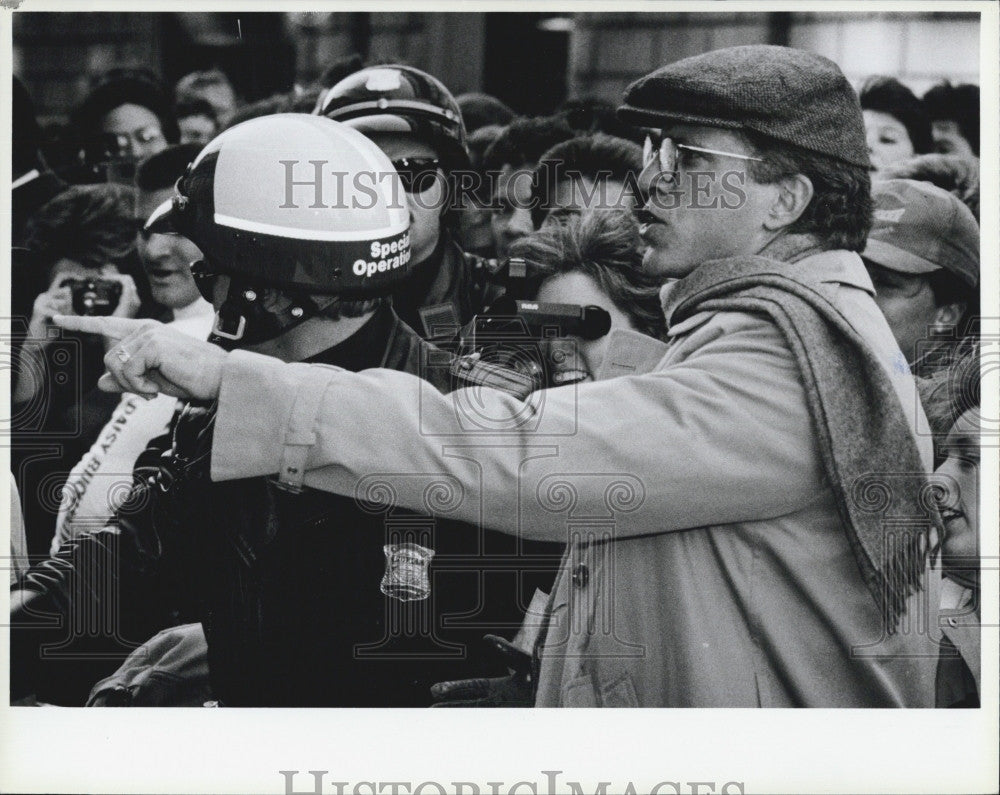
[763,173,814,232]
[932,301,966,331]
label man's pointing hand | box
[53,315,227,401]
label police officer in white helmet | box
[12,114,557,706]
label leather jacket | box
[11,308,560,706]
[391,229,505,342]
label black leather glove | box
[429,634,535,707]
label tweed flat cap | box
[618,45,870,168]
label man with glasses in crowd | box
[61,46,944,707]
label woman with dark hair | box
[859,76,934,175]
[70,68,179,181]
[482,115,576,257]
[922,81,979,157]
[531,133,643,228]
[12,183,146,553]
[510,209,666,380]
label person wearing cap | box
[60,47,943,708]
[13,114,556,706]
[317,64,504,341]
[862,179,979,370]
[883,153,980,222]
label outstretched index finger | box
[52,315,160,340]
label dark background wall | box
[13,11,981,124]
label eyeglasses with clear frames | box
[642,133,764,177]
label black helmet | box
[148,113,411,344]
[316,65,470,171]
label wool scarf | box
[662,248,941,630]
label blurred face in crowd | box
[366,132,444,266]
[195,83,238,126]
[136,187,203,309]
[101,103,168,161]
[178,113,217,147]
[491,164,535,258]
[456,197,494,253]
[636,124,780,280]
[535,270,636,377]
[865,262,952,364]
[936,407,980,564]
[863,110,915,175]
[542,177,636,227]
[931,120,975,158]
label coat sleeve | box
[9,429,178,703]
[210,313,824,542]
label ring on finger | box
[115,347,131,364]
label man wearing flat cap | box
[60,46,944,707]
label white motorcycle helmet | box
[146,113,412,343]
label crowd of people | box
[8,42,982,709]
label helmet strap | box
[209,277,324,350]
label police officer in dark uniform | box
[10,114,559,707]
[317,64,504,341]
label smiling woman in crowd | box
[918,344,981,708]
[510,208,666,380]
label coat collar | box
[659,249,875,336]
[595,328,672,380]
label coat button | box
[947,617,958,628]
[571,563,589,588]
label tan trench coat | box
[210,250,941,707]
